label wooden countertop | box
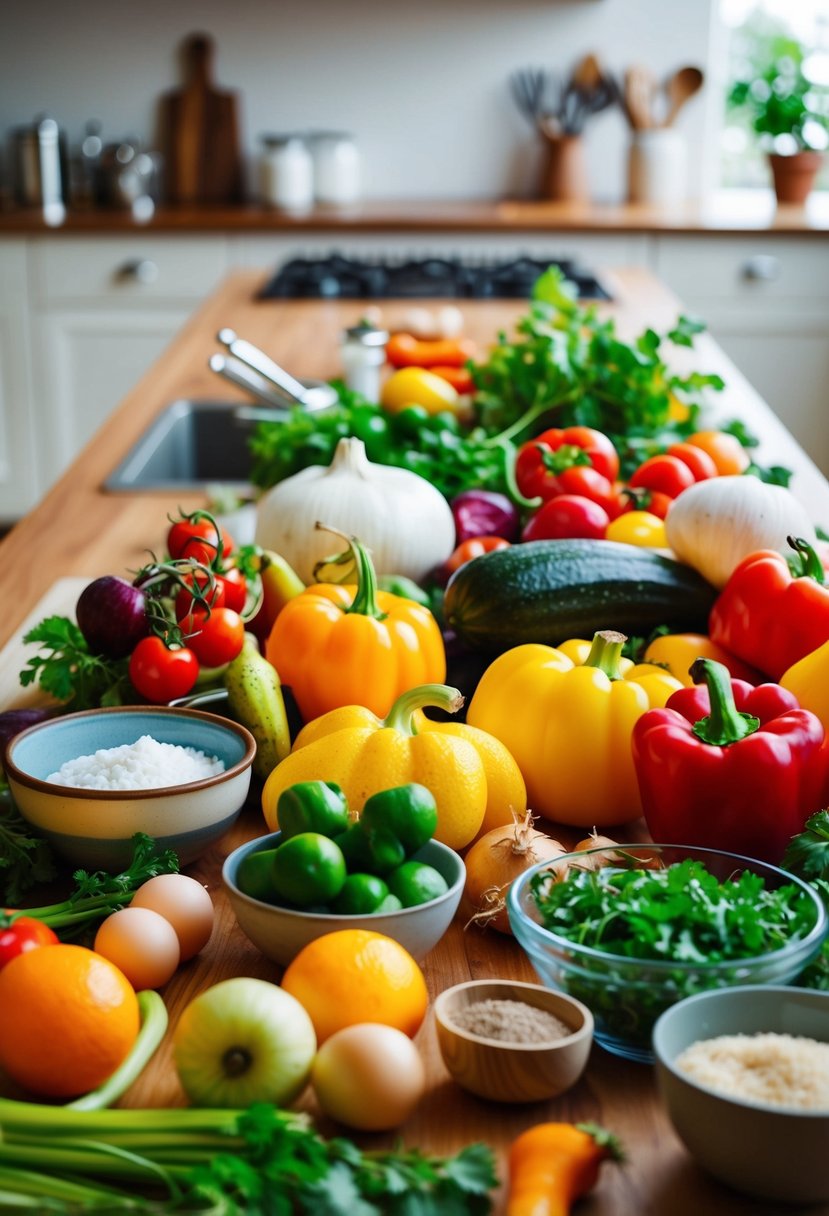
[2,189,829,236]
[2,269,829,1215]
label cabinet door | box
[32,310,189,488]
[0,242,39,520]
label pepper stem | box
[583,630,627,680]
[690,659,760,746]
[315,523,387,620]
[787,535,826,585]
[384,684,465,736]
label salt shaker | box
[341,322,388,401]
[310,132,362,206]
[259,134,313,211]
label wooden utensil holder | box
[540,134,589,203]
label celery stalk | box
[67,990,168,1112]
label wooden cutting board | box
[0,578,88,714]
[159,33,244,205]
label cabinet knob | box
[115,258,159,285]
[739,255,780,283]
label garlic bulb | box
[665,475,815,589]
[254,437,456,584]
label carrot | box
[386,332,476,369]
[506,1122,623,1216]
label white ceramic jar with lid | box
[310,132,362,206]
[259,134,313,211]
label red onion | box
[450,490,520,544]
[75,576,149,658]
[0,708,54,755]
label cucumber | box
[443,539,717,652]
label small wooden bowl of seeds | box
[433,978,594,1103]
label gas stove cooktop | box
[258,254,612,301]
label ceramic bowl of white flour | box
[4,706,256,870]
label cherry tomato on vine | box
[167,519,234,566]
[544,466,617,515]
[175,571,226,621]
[628,454,696,500]
[215,568,247,614]
[129,637,199,703]
[0,916,58,971]
[666,442,719,481]
[515,426,619,502]
[182,607,245,668]
[444,536,510,575]
[522,495,610,542]
[605,510,668,548]
[614,486,673,520]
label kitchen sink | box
[105,399,261,492]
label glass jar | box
[310,132,362,206]
[341,322,388,400]
[259,134,313,211]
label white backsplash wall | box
[0,0,717,203]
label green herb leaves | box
[20,616,130,710]
[0,780,57,906]
[531,858,816,963]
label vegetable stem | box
[690,658,760,746]
[385,684,465,735]
[67,990,168,1112]
[315,523,388,621]
[582,631,627,681]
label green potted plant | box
[729,37,828,204]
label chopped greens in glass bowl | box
[507,844,828,1063]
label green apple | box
[172,976,316,1108]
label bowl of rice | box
[4,706,256,869]
[653,985,829,1204]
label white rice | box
[47,734,225,790]
[676,1032,829,1110]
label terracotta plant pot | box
[768,150,823,205]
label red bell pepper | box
[709,537,829,680]
[632,659,825,865]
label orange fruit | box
[0,943,140,1098]
[281,929,428,1044]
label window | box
[720,0,829,189]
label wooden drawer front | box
[33,237,228,305]
[656,235,829,304]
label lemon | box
[380,367,459,415]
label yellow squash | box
[262,684,510,850]
[467,631,682,827]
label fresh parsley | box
[782,812,829,992]
[0,778,57,905]
[20,615,131,710]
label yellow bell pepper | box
[262,684,490,850]
[466,631,683,827]
[644,633,763,688]
[781,638,829,732]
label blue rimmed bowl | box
[4,706,256,870]
[507,843,828,1064]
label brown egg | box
[311,1022,426,1130]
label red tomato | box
[0,915,58,972]
[215,569,247,614]
[522,495,610,542]
[444,536,511,574]
[546,466,617,515]
[175,571,226,620]
[182,607,245,668]
[167,519,234,566]
[515,426,619,501]
[129,637,199,703]
[614,486,674,520]
[667,442,719,481]
[628,454,696,499]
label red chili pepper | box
[632,659,826,864]
[709,537,829,680]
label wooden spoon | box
[663,66,704,127]
[624,65,656,130]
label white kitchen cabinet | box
[653,234,829,474]
[0,242,40,520]
[29,236,230,490]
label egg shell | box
[94,906,180,990]
[311,1022,426,1130]
[130,874,214,961]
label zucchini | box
[443,539,717,652]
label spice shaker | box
[259,134,313,211]
[341,321,388,400]
[310,132,362,206]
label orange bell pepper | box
[265,531,445,721]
